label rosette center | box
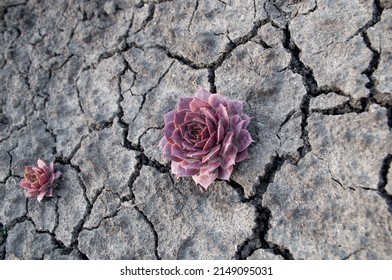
[189,123,204,141]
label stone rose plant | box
[160,88,253,189]
[19,159,62,202]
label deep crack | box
[0,223,6,260]
[208,68,217,93]
[362,31,381,98]
[349,0,383,40]
[2,0,390,261]
[281,26,318,160]
[134,3,155,34]
[377,154,392,214]
[235,155,294,260]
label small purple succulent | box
[19,159,62,202]
[159,88,253,189]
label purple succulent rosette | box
[159,88,253,189]
[19,159,62,202]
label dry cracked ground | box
[0,0,391,260]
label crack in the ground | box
[116,55,138,152]
[36,67,52,111]
[251,36,272,49]
[310,99,368,116]
[276,109,296,150]
[326,165,349,191]
[40,118,58,157]
[26,216,75,258]
[342,245,368,260]
[377,154,392,214]
[361,30,387,97]
[131,60,174,123]
[3,0,389,261]
[87,116,118,132]
[137,125,162,145]
[207,68,217,93]
[279,24,388,153]
[55,134,86,165]
[85,9,136,65]
[82,190,122,232]
[303,0,318,16]
[156,45,205,69]
[57,139,165,259]
[361,1,382,98]
[1,195,28,259]
[0,150,13,185]
[3,214,28,234]
[0,119,28,144]
[216,0,227,8]
[122,153,161,259]
[157,18,270,71]
[281,26,316,160]
[252,0,257,19]
[75,76,86,114]
[135,205,160,260]
[226,180,246,203]
[143,0,175,3]
[65,163,101,259]
[187,0,199,32]
[234,155,294,260]
[120,54,137,93]
[142,153,171,174]
[52,196,60,234]
[212,18,270,70]
[134,3,155,35]
[38,159,105,259]
[0,222,6,260]
[50,54,74,71]
[348,0,383,41]
[0,1,27,14]
[281,6,386,152]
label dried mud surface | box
[1,0,391,259]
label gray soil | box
[1,0,391,259]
